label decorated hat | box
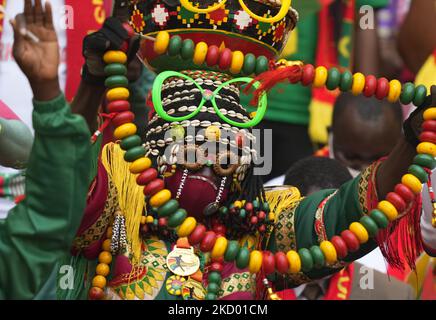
[129,0,298,73]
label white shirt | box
[0,0,67,218]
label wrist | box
[30,78,62,102]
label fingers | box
[9,18,23,43]
[44,1,54,30]
[34,0,44,26]
[11,14,26,39]
[24,0,33,24]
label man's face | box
[332,107,402,173]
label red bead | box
[188,224,207,245]
[375,77,389,100]
[158,217,167,227]
[258,211,266,220]
[213,224,226,236]
[211,256,224,263]
[422,120,436,132]
[363,75,377,97]
[210,262,224,273]
[136,168,158,186]
[331,235,348,259]
[245,202,253,212]
[107,100,131,113]
[120,41,129,53]
[340,230,360,252]
[258,225,266,233]
[262,251,276,275]
[301,64,315,86]
[143,179,165,197]
[386,192,407,212]
[236,133,244,148]
[394,183,415,203]
[206,45,220,67]
[274,252,289,274]
[250,216,258,225]
[88,287,104,300]
[141,224,149,234]
[420,131,436,144]
[200,231,217,252]
[218,48,232,70]
[112,111,135,127]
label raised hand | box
[10,0,60,100]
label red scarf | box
[0,0,113,101]
[276,263,355,300]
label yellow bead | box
[377,200,399,221]
[286,250,301,273]
[154,31,170,55]
[129,157,152,174]
[103,50,127,64]
[92,275,107,289]
[234,200,242,209]
[423,107,436,121]
[268,212,275,222]
[401,173,423,194]
[351,72,365,95]
[114,123,137,140]
[417,142,436,157]
[387,79,402,103]
[146,215,154,224]
[149,189,172,207]
[106,87,130,101]
[193,41,208,65]
[211,236,228,260]
[140,216,147,225]
[102,239,111,252]
[248,250,263,273]
[98,251,112,264]
[230,50,244,74]
[313,66,328,88]
[106,227,113,238]
[177,217,197,237]
[349,222,369,244]
[205,125,221,141]
[319,241,337,264]
[96,263,110,277]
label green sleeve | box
[0,94,91,299]
[356,0,388,8]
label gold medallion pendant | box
[166,245,200,276]
[182,278,206,300]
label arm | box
[0,0,91,299]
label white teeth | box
[191,120,200,126]
[219,108,228,115]
[159,165,167,175]
[157,156,164,166]
[167,109,175,115]
[201,120,211,127]
[222,123,231,129]
[185,135,194,142]
[243,146,251,154]
[212,121,221,127]
[236,113,244,120]
[165,137,173,143]
[169,155,177,164]
[196,135,205,142]
[157,140,166,147]
[181,120,190,127]
[187,105,197,112]
[171,144,180,155]
[220,138,230,145]
[151,149,159,156]
[162,123,170,129]
[179,106,188,112]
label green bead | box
[339,70,353,92]
[170,125,185,142]
[120,135,142,150]
[104,63,127,76]
[239,209,247,219]
[359,216,379,237]
[157,199,179,217]
[309,246,325,269]
[408,164,428,183]
[124,146,146,162]
[167,208,187,228]
[236,247,250,269]
[242,53,256,75]
[326,67,341,91]
[207,283,220,294]
[413,85,427,106]
[369,209,389,229]
[168,35,183,57]
[219,206,229,216]
[298,248,313,272]
[208,271,222,284]
[261,202,270,213]
[104,75,128,88]
[413,154,436,170]
[255,56,269,75]
[205,293,217,300]
[252,199,260,209]
[400,82,415,105]
[224,241,240,262]
[181,39,195,60]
